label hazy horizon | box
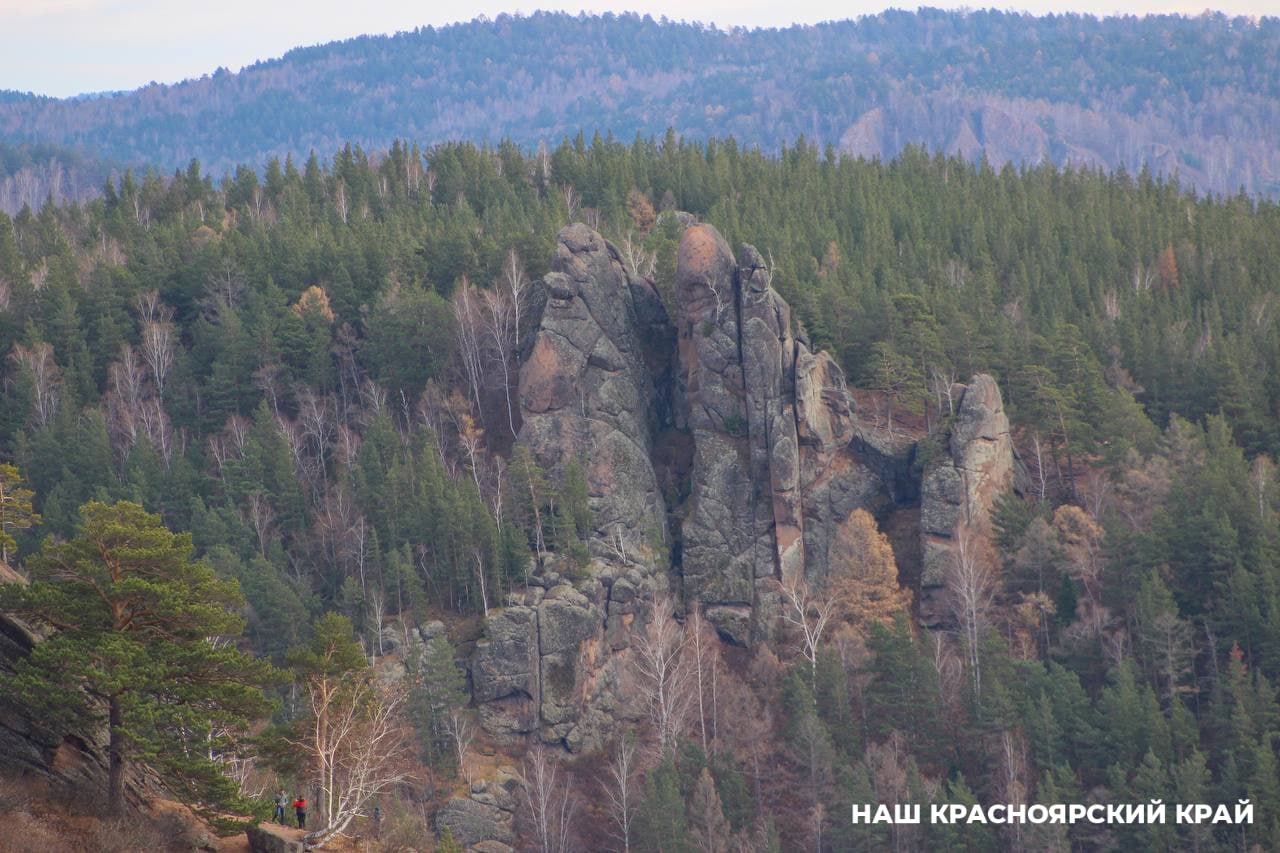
[2,1,1274,99]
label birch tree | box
[520,746,579,853]
[631,590,692,755]
[778,576,837,688]
[451,278,487,422]
[9,341,60,427]
[947,529,996,708]
[285,613,407,846]
[600,736,639,853]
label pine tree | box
[406,633,468,771]
[0,462,39,563]
[437,825,464,853]
[634,757,692,853]
[0,500,274,814]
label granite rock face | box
[918,374,1018,626]
[470,221,1018,743]
[435,767,520,850]
[476,225,668,750]
[673,224,885,643]
[516,223,671,562]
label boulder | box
[436,796,516,849]
[436,770,521,850]
[246,823,306,853]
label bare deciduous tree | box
[136,292,175,395]
[688,608,720,756]
[619,231,657,279]
[451,279,487,422]
[520,746,579,853]
[560,185,580,220]
[244,490,276,556]
[314,483,362,585]
[778,576,837,688]
[297,388,335,477]
[481,285,518,438]
[9,341,60,427]
[1251,454,1276,522]
[631,590,692,756]
[502,247,531,357]
[999,729,1030,850]
[445,711,475,788]
[600,737,639,853]
[106,344,148,453]
[203,258,247,318]
[930,366,959,419]
[947,529,996,708]
[287,666,408,846]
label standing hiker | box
[293,794,307,829]
[274,789,288,824]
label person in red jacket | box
[293,795,307,829]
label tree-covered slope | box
[2,10,1279,199]
[3,135,1280,847]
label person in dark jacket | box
[293,795,307,829]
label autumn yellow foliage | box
[827,509,911,633]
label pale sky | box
[1,0,1275,98]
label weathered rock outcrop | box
[436,768,521,851]
[474,225,666,751]
[516,223,671,561]
[918,374,1019,625]
[673,225,883,643]
[246,823,307,853]
[469,221,1019,748]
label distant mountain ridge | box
[2,9,1279,202]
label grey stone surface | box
[917,374,1018,625]
[470,221,1020,748]
[245,824,305,853]
[516,223,671,563]
[436,795,515,848]
[673,224,886,640]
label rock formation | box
[436,767,521,852]
[246,823,307,853]
[516,222,671,562]
[918,374,1019,625]
[468,220,1019,758]
[473,225,667,753]
[673,225,884,643]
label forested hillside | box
[0,141,113,214]
[2,9,1279,204]
[2,137,1280,849]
